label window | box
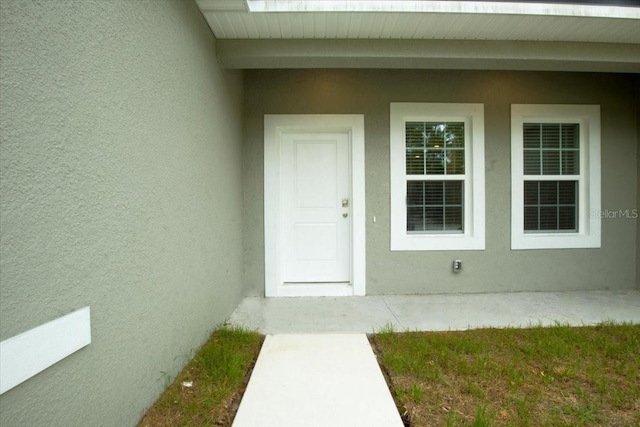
[390,103,485,251]
[511,105,601,249]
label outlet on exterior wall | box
[453,260,463,273]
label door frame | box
[264,115,366,297]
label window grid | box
[522,122,580,233]
[406,122,465,176]
[391,102,485,251]
[524,181,578,232]
[405,121,466,233]
[523,123,580,176]
[510,104,600,250]
[407,181,464,233]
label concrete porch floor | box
[229,290,640,427]
[228,289,640,334]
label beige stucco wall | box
[244,69,638,295]
[0,1,244,425]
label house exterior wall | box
[636,74,640,289]
[0,1,244,426]
[244,69,638,295]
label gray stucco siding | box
[636,74,640,290]
[243,69,638,295]
[0,1,244,425]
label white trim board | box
[0,306,91,394]
[264,114,366,297]
[510,104,601,250]
[389,103,486,251]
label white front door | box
[280,132,351,284]
[264,115,366,297]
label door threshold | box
[275,283,354,297]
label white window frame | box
[511,104,601,250]
[390,103,485,251]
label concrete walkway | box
[229,290,640,427]
[231,334,404,427]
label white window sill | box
[511,233,601,250]
[391,233,485,251]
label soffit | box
[196,0,640,43]
[194,0,640,72]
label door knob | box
[343,212,348,218]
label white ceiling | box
[194,0,640,72]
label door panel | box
[281,132,351,283]
[295,142,337,208]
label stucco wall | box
[244,69,638,295]
[0,1,244,425]
[636,74,640,289]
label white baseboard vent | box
[0,306,91,394]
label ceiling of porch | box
[194,0,640,72]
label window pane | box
[407,181,425,205]
[523,124,540,149]
[427,124,445,148]
[524,150,540,175]
[441,122,465,149]
[539,181,558,205]
[559,206,576,231]
[424,207,444,231]
[406,122,425,148]
[425,150,445,174]
[523,122,580,177]
[561,124,579,149]
[524,206,539,231]
[406,180,464,233]
[424,181,443,204]
[445,180,463,204]
[562,150,579,175]
[558,181,577,205]
[524,180,577,232]
[541,124,560,148]
[542,151,560,175]
[524,181,539,205]
[444,207,463,231]
[406,121,465,175]
[406,149,424,175]
[447,149,465,174]
[407,207,423,231]
[539,207,558,230]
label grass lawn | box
[371,323,640,427]
[137,323,638,427]
[137,326,263,427]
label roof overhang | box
[195,0,640,72]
